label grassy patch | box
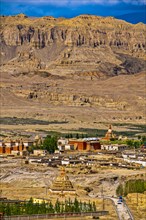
[35,126,145,138]
[78,128,106,137]
[35,129,61,136]
[77,127,145,138]
[0,133,7,137]
[0,117,68,125]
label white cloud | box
[3,0,146,5]
[73,0,145,5]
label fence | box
[109,199,120,220]
[2,211,109,220]
[123,200,135,220]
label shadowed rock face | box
[0,14,146,126]
[0,14,146,76]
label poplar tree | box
[55,199,61,213]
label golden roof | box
[50,167,75,191]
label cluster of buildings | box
[0,125,144,157]
[57,137,101,152]
[28,150,146,168]
[122,151,146,167]
[0,134,102,156]
[101,144,127,151]
[0,125,114,156]
[0,139,33,155]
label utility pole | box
[45,186,48,196]
[0,190,2,198]
[101,184,105,210]
[137,192,138,207]
[128,180,129,194]
[21,158,23,167]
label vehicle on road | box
[117,200,122,204]
[118,196,123,203]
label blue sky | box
[0,0,146,24]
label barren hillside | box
[0,14,146,133]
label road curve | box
[111,197,134,220]
[89,194,134,220]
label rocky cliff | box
[0,14,146,76]
[0,14,146,128]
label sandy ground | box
[0,158,145,219]
[0,72,146,136]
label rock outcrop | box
[0,15,145,126]
[0,14,146,76]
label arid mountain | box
[0,14,146,75]
[0,14,146,131]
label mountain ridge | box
[0,14,146,77]
[0,14,146,128]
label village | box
[1,0,146,218]
[0,125,146,220]
[0,125,146,168]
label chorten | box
[104,125,115,140]
[49,167,75,194]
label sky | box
[0,0,146,24]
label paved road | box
[111,197,133,220]
[89,194,134,220]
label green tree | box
[133,141,141,149]
[93,201,96,212]
[88,200,93,212]
[142,136,146,143]
[61,202,64,213]
[83,202,87,212]
[116,184,124,196]
[137,135,141,140]
[0,198,99,216]
[81,134,84,139]
[122,179,146,196]
[144,181,146,191]
[55,199,61,213]
[0,202,5,215]
[69,133,73,138]
[33,202,39,214]
[42,135,57,153]
[15,203,21,215]
[5,203,11,216]
[67,198,72,212]
[126,140,133,148]
[40,201,47,214]
[48,201,54,213]
[25,197,34,215]
[76,133,79,139]
[65,134,69,138]
[64,199,70,213]
[74,198,80,212]
[79,200,82,212]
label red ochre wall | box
[91,142,101,150]
[69,141,87,150]
[0,146,5,154]
[5,147,12,154]
[69,140,101,151]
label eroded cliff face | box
[0,14,146,76]
[1,69,145,124]
[0,14,146,125]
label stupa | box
[49,167,75,194]
[104,125,116,140]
